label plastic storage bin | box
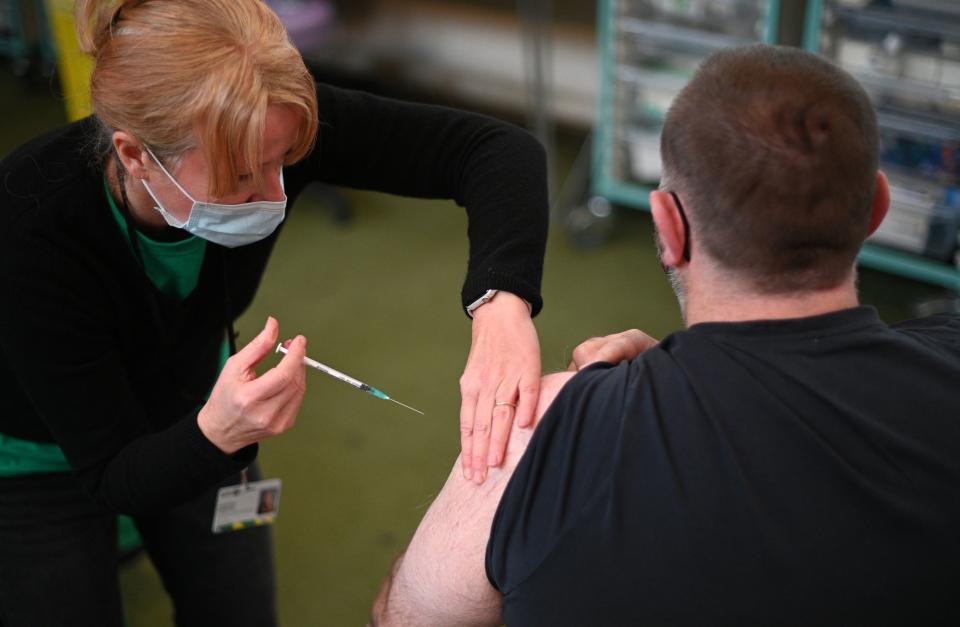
[592,0,779,209]
[806,0,960,288]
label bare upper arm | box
[373,371,576,626]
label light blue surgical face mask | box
[140,146,286,248]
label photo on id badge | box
[212,478,282,533]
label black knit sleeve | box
[0,238,257,514]
[0,152,256,515]
[290,83,549,316]
[891,313,960,361]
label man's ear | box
[650,190,688,268]
[111,131,149,181]
[866,171,890,237]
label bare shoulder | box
[539,371,577,409]
[504,371,577,462]
[371,371,577,626]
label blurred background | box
[1,0,958,624]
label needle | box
[276,343,424,415]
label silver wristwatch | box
[465,289,499,318]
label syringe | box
[276,343,423,415]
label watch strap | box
[465,289,499,318]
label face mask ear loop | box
[143,145,198,204]
[669,191,692,263]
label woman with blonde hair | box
[0,0,548,625]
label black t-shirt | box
[487,307,960,626]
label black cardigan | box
[0,83,548,516]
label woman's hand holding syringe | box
[198,317,307,455]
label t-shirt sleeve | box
[290,83,549,315]
[891,313,960,360]
[486,360,636,593]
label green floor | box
[1,65,949,625]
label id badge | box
[212,478,282,533]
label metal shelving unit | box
[0,0,55,74]
[591,0,781,210]
[0,1,29,62]
[805,0,960,291]
[589,0,960,292]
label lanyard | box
[112,159,238,371]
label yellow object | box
[45,0,93,121]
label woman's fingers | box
[487,378,518,468]
[470,384,496,484]
[198,325,307,454]
[514,371,539,429]
[271,374,307,434]
[459,382,478,480]
[247,335,307,400]
[231,316,279,376]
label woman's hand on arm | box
[459,292,540,484]
[198,317,307,455]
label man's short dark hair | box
[660,44,879,293]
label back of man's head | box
[661,44,879,293]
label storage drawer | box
[621,0,771,40]
[870,174,960,262]
[818,2,960,114]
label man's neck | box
[682,264,860,327]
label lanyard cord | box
[221,248,237,356]
[114,158,146,268]
[113,158,237,358]
[115,158,171,351]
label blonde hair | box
[76,0,318,197]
